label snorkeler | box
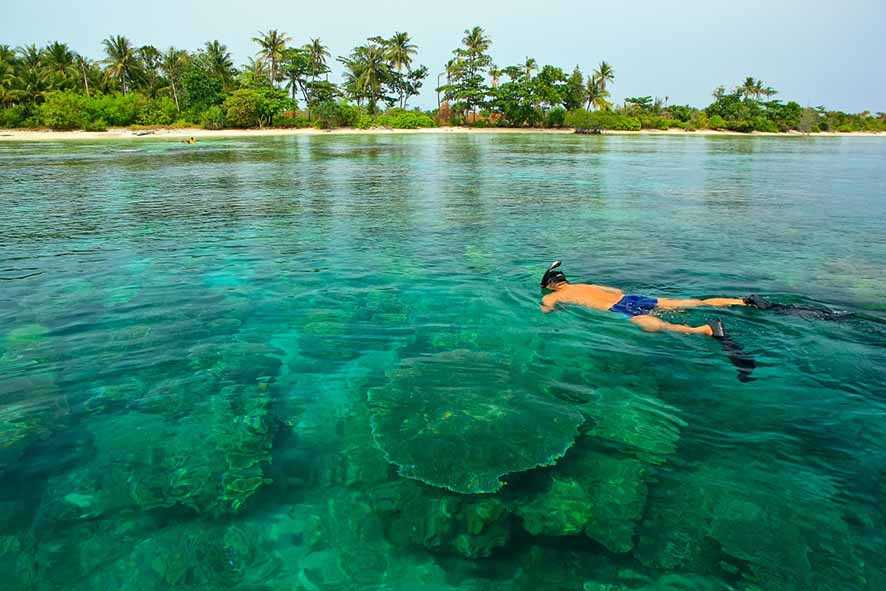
[540,261,764,381]
[540,261,749,336]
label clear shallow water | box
[1,134,885,590]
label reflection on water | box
[1,134,885,590]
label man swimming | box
[540,260,762,380]
[540,261,746,337]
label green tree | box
[443,26,492,117]
[384,32,418,107]
[563,66,586,111]
[204,40,236,88]
[138,45,162,97]
[593,60,614,97]
[102,35,141,94]
[306,38,331,81]
[252,29,290,85]
[15,44,48,103]
[43,42,77,90]
[161,48,188,112]
[585,74,609,111]
[523,57,537,80]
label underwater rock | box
[515,446,648,553]
[367,350,585,494]
[381,480,512,559]
[188,341,283,385]
[635,459,867,591]
[583,387,685,464]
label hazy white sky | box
[3,0,884,112]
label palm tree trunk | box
[171,81,180,112]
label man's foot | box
[707,318,726,338]
[743,294,773,310]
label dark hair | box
[541,261,567,288]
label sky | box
[3,0,884,112]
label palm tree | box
[355,44,388,114]
[43,42,76,89]
[245,57,270,84]
[489,64,502,88]
[16,44,47,103]
[204,40,235,88]
[102,35,140,94]
[385,32,416,73]
[252,30,290,85]
[462,26,491,57]
[139,45,162,97]
[524,57,537,80]
[74,55,93,96]
[160,48,188,112]
[306,38,330,81]
[585,74,610,111]
[593,61,614,95]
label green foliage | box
[39,91,88,129]
[182,60,224,116]
[272,113,311,128]
[546,106,566,128]
[0,106,30,128]
[709,114,727,129]
[311,100,363,128]
[222,88,291,128]
[139,97,178,125]
[200,105,225,130]
[375,108,435,129]
[39,91,148,129]
[223,89,262,128]
[91,93,148,126]
[565,109,640,131]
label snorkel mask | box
[541,260,567,288]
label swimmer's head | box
[541,260,568,289]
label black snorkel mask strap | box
[541,260,565,288]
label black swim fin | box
[744,294,850,321]
[709,319,756,383]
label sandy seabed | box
[0,126,882,141]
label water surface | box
[1,134,885,590]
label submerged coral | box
[367,350,585,494]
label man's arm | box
[541,293,558,313]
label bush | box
[312,101,363,129]
[356,113,374,129]
[84,118,108,132]
[272,113,311,128]
[39,92,88,130]
[0,105,30,128]
[565,109,641,131]
[751,116,779,133]
[224,89,264,128]
[140,97,178,126]
[91,93,148,126]
[546,107,566,128]
[375,109,435,129]
[708,115,727,130]
[201,105,226,130]
[725,119,755,133]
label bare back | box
[541,283,624,312]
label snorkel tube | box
[541,260,567,288]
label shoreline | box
[0,126,883,141]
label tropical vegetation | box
[0,28,883,132]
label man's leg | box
[630,314,713,336]
[656,297,746,310]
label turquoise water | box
[1,134,885,590]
